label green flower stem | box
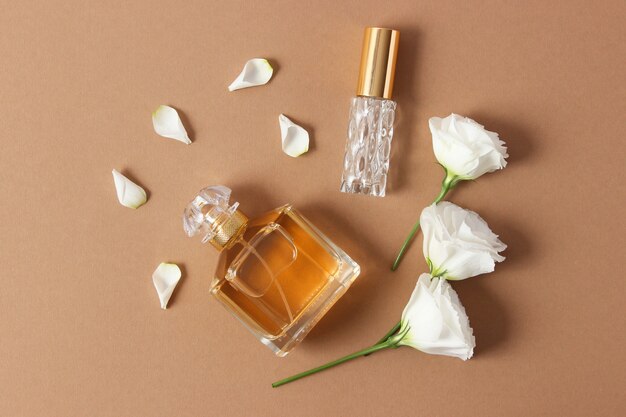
[375,321,401,345]
[272,340,395,388]
[391,171,459,271]
[363,321,402,357]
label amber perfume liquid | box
[184,187,359,356]
[214,207,340,335]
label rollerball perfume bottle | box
[340,27,400,197]
[183,186,360,356]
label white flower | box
[152,105,192,144]
[397,273,475,360]
[152,263,182,309]
[421,201,506,280]
[111,169,147,209]
[429,113,508,180]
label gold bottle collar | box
[356,27,400,100]
[209,209,248,251]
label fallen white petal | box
[228,58,273,91]
[152,105,191,144]
[111,169,147,209]
[152,263,182,309]
[279,114,309,157]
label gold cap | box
[356,27,400,99]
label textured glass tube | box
[340,96,396,197]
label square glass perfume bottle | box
[183,186,360,356]
[340,27,400,197]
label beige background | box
[1,0,625,416]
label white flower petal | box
[279,114,309,157]
[400,275,443,343]
[399,273,475,360]
[152,105,191,144]
[111,169,147,209]
[152,263,182,309]
[228,58,273,91]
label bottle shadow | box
[388,26,423,193]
